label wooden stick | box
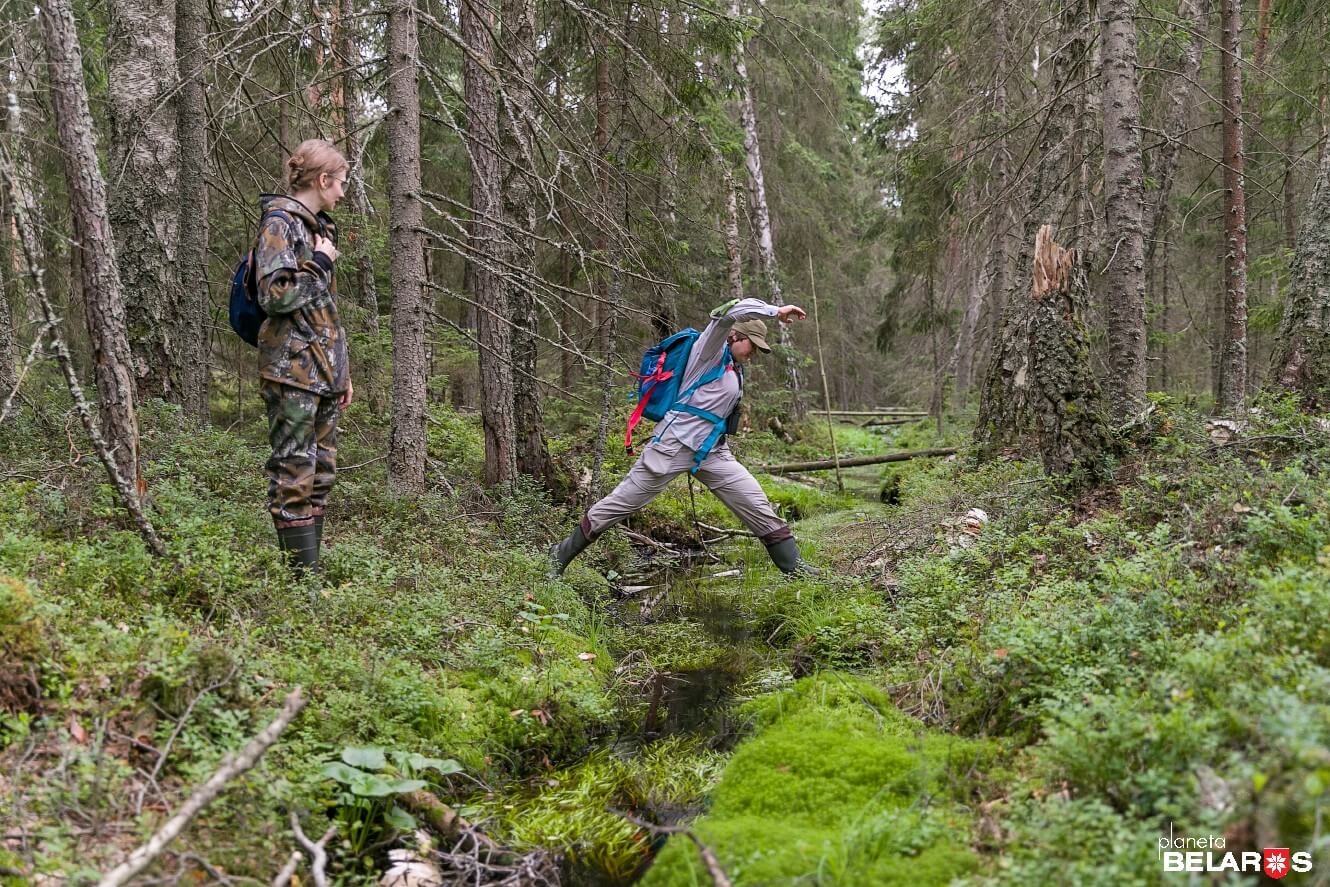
[96,689,307,887]
[288,813,335,887]
[758,448,959,474]
[270,851,302,887]
[819,412,925,420]
[809,251,842,493]
[0,320,53,424]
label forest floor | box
[4,390,1330,885]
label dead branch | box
[758,448,959,474]
[1031,225,1075,300]
[616,811,731,887]
[269,851,302,887]
[288,812,335,887]
[401,790,501,856]
[96,688,307,887]
[0,319,54,424]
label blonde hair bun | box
[286,139,349,192]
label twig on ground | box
[96,688,307,887]
[269,850,302,887]
[288,812,335,887]
[615,811,732,887]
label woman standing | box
[254,139,353,572]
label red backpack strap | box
[625,353,670,454]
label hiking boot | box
[276,521,320,574]
[550,525,592,577]
[765,538,821,577]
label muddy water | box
[609,556,772,749]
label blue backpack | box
[626,329,736,472]
[228,208,292,347]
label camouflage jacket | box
[254,194,349,396]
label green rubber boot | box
[550,525,592,577]
[276,522,320,574]
[765,538,820,576]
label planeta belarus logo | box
[1265,848,1292,880]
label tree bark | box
[500,0,555,489]
[976,0,1111,479]
[1100,0,1148,419]
[983,0,1014,378]
[107,0,193,409]
[462,0,516,488]
[39,0,142,485]
[1218,0,1248,412]
[175,0,210,419]
[722,169,744,301]
[1270,148,1330,405]
[951,259,984,408]
[385,0,428,492]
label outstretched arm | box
[689,299,807,372]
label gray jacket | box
[654,298,781,452]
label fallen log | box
[758,447,958,474]
[824,409,928,417]
[860,418,917,427]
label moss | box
[641,674,989,886]
[476,738,725,883]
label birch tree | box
[731,1,801,413]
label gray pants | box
[583,438,792,545]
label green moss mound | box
[641,674,990,886]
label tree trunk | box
[39,0,142,485]
[337,0,379,332]
[731,0,801,415]
[588,50,621,499]
[175,0,210,419]
[1146,0,1207,389]
[976,0,1111,479]
[722,169,744,301]
[1251,0,1272,73]
[1270,148,1330,405]
[1282,105,1298,252]
[107,0,193,409]
[1218,0,1248,412]
[462,0,516,488]
[984,0,1014,379]
[385,0,428,492]
[951,259,984,408]
[500,0,555,490]
[1100,0,1148,420]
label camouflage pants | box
[261,380,339,527]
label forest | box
[4,0,1330,882]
